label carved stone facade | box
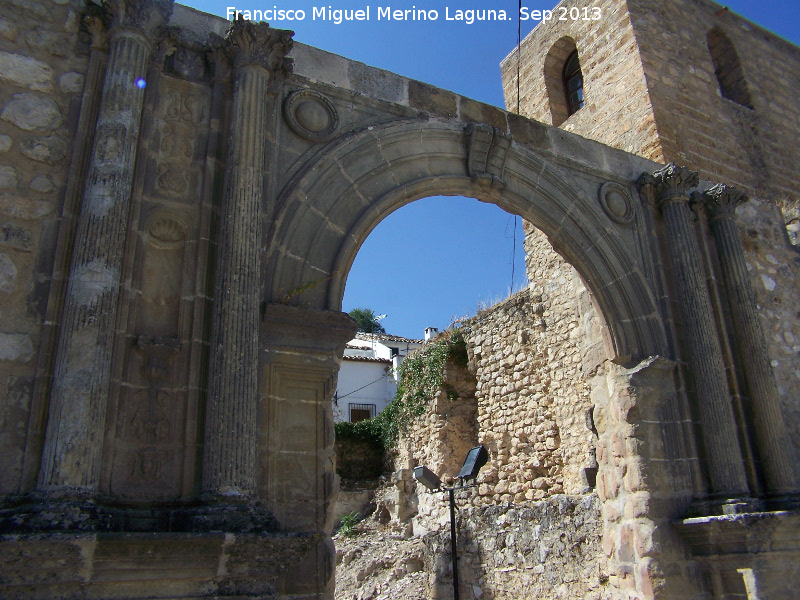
[0,0,797,599]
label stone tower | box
[501,0,800,204]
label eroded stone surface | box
[0,166,17,189]
[0,193,53,220]
[57,71,83,93]
[28,175,53,193]
[19,135,67,163]
[0,253,17,293]
[0,51,54,91]
[1,93,62,131]
[0,333,32,362]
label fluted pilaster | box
[39,1,173,491]
[639,165,749,498]
[202,19,293,497]
[700,185,797,495]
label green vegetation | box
[348,307,386,334]
[338,511,361,537]
[334,329,468,452]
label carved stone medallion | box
[599,181,635,225]
[283,89,340,143]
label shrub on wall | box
[334,329,468,454]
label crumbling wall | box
[424,496,607,600]
[384,224,613,599]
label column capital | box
[225,16,294,79]
[638,164,699,209]
[104,0,174,39]
[695,183,748,222]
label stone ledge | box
[0,530,320,599]
[0,497,281,534]
[676,508,800,556]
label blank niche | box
[136,213,188,337]
[707,28,753,109]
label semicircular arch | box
[266,119,666,363]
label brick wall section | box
[500,0,665,161]
[0,0,88,494]
[628,0,800,203]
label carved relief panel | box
[109,210,191,499]
[103,46,223,500]
[145,67,211,203]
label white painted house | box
[334,330,437,422]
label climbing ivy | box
[334,329,467,452]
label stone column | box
[699,185,797,495]
[201,19,293,498]
[38,0,173,491]
[639,165,749,499]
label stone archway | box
[265,118,667,364]
[4,7,797,598]
[257,117,683,598]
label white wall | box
[334,359,397,422]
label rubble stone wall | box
[424,495,607,600]
[396,225,605,511]
[0,0,87,494]
[389,225,619,598]
[734,199,800,476]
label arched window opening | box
[543,37,582,127]
[563,50,585,116]
[707,28,753,109]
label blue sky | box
[183,0,800,339]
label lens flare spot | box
[135,78,146,89]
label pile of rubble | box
[334,515,428,600]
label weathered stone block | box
[0,223,32,252]
[0,252,17,293]
[19,135,67,163]
[1,93,62,131]
[58,71,84,93]
[0,332,32,361]
[408,79,457,118]
[28,175,53,193]
[0,165,17,189]
[0,193,53,219]
[0,51,54,91]
[0,18,17,42]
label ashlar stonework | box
[0,0,797,598]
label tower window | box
[563,51,585,116]
[544,37,581,126]
[707,29,753,109]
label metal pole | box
[449,487,459,600]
